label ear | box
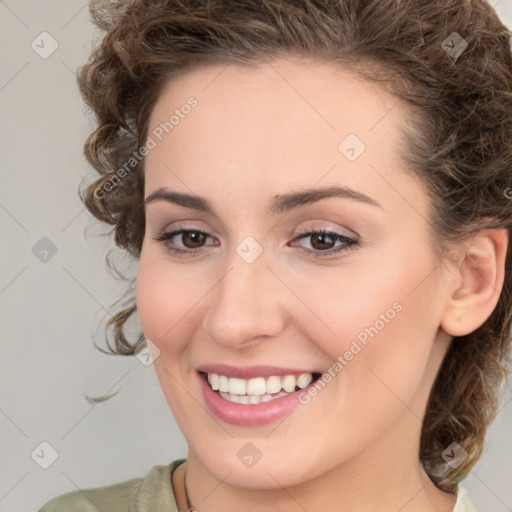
[440,228,509,337]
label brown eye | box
[309,232,336,250]
[291,228,359,259]
[180,231,207,248]
[155,228,218,256]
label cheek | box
[289,248,441,407]
[136,253,197,355]
[135,253,201,425]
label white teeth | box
[209,373,219,391]
[219,375,229,393]
[247,377,266,395]
[219,390,292,404]
[282,375,296,392]
[228,377,247,395]
[266,376,282,394]
[206,372,316,401]
[227,393,241,404]
[297,373,313,389]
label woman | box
[39,0,512,510]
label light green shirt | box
[37,459,477,511]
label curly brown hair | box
[77,0,512,493]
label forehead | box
[147,56,401,142]
[144,57,424,217]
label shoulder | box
[37,475,143,512]
[454,486,478,512]
[37,459,185,512]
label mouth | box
[198,371,322,405]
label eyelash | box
[292,227,359,258]
[154,226,359,259]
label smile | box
[201,372,322,405]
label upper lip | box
[197,364,322,379]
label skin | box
[135,56,507,512]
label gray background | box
[1,1,511,511]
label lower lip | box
[198,372,318,426]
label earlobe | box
[440,229,508,337]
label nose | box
[200,246,287,349]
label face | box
[136,57,455,489]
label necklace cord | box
[183,463,196,511]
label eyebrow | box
[144,185,382,214]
